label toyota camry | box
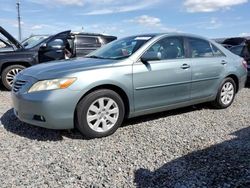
[12,33,247,138]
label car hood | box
[21,57,119,80]
[0,26,23,49]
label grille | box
[13,79,27,93]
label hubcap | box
[6,68,23,87]
[87,97,119,133]
[220,82,234,105]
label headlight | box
[28,78,76,93]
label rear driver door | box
[186,37,227,100]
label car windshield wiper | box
[87,55,106,59]
[109,55,130,60]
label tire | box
[211,77,236,109]
[76,89,125,138]
[1,65,26,90]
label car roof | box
[71,32,116,38]
[119,33,210,40]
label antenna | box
[16,0,22,41]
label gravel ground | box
[0,84,249,188]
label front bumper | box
[11,74,81,130]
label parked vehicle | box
[215,37,250,81]
[229,41,250,81]
[12,33,247,138]
[21,35,50,48]
[0,26,117,90]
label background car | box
[21,35,50,48]
[229,42,250,81]
[12,33,247,138]
[215,36,250,81]
[0,26,117,90]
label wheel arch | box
[74,84,131,127]
[0,61,31,74]
[226,74,239,93]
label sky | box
[0,0,250,41]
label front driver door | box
[38,30,71,63]
[133,36,191,112]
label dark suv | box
[0,27,117,90]
[215,37,250,81]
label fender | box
[76,80,134,115]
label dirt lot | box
[0,84,249,187]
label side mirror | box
[40,43,47,50]
[23,42,28,47]
[47,39,65,49]
[141,51,161,62]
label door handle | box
[221,60,227,65]
[181,64,190,69]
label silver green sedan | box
[12,33,248,138]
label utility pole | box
[16,0,22,41]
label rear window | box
[103,36,117,43]
[76,36,101,48]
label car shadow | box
[1,109,66,141]
[0,83,8,91]
[245,82,250,88]
[134,126,250,188]
[123,104,209,128]
[1,104,209,141]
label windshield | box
[86,36,153,60]
[22,35,49,49]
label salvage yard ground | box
[0,84,249,187]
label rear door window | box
[188,38,214,58]
[211,44,225,57]
[76,36,101,48]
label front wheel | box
[76,89,125,138]
[1,65,26,90]
[211,78,236,109]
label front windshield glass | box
[86,36,153,60]
[22,35,49,49]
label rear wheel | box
[76,89,125,138]
[1,65,26,90]
[212,78,236,109]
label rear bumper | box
[239,73,248,89]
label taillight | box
[242,60,247,70]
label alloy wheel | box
[86,97,119,133]
[5,68,23,87]
[220,82,234,105]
